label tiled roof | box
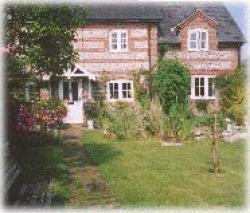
[86,2,245,44]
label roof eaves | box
[86,18,162,23]
[176,8,218,29]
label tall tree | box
[5,5,87,96]
[5,5,87,141]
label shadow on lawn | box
[6,130,121,206]
[63,141,121,167]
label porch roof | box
[62,64,96,81]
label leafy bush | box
[94,100,167,140]
[16,104,36,132]
[133,69,152,108]
[153,59,190,114]
[163,104,193,141]
[215,66,246,125]
[143,100,166,137]
[35,99,67,127]
[196,100,208,113]
[104,102,147,140]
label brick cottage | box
[41,2,245,124]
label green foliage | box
[6,5,87,101]
[153,59,190,114]
[215,66,246,124]
[34,99,67,127]
[82,130,245,207]
[193,113,213,127]
[158,44,170,59]
[103,102,147,140]
[164,104,193,141]
[6,5,87,76]
[94,100,166,140]
[133,69,152,108]
[35,99,66,111]
[196,100,208,113]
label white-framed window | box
[107,80,133,101]
[188,29,208,51]
[191,75,216,99]
[109,30,128,52]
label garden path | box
[61,127,119,207]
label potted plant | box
[84,99,96,129]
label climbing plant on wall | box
[215,66,246,125]
[152,59,190,114]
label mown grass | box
[81,130,246,208]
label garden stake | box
[212,113,220,173]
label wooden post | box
[212,113,220,173]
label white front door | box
[59,78,83,124]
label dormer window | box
[110,30,128,52]
[188,29,208,51]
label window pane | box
[200,87,204,96]
[122,91,127,98]
[114,91,118,99]
[201,32,207,40]
[128,91,131,98]
[114,83,118,90]
[200,78,204,86]
[190,32,196,40]
[71,82,78,101]
[63,82,69,100]
[201,41,206,49]
[121,32,126,38]
[122,83,127,90]
[121,43,127,49]
[195,86,199,96]
[195,78,199,87]
[190,41,196,49]
[128,83,131,90]
[109,83,114,99]
[208,78,214,96]
[112,32,117,38]
[112,44,117,49]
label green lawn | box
[81,130,246,207]
[8,129,245,208]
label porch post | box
[88,78,91,99]
[59,79,63,100]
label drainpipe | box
[147,24,152,70]
[238,43,241,66]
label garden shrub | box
[152,59,190,114]
[95,100,167,140]
[143,100,166,137]
[133,69,152,109]
[104,102,147,140]
[163,103,193,141]
[35,99,67,127]
[196,99,208,113]
[16,104,36,132]
[215,66,246,125]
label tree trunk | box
[212,113,220,173]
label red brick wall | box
[164,15,239,75]
[73,23,158,80]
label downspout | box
[147,24,153,100]
[238,43,241,66]
[147,24,152,70]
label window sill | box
[190,96,216,100]
[107,98,134,102]
[188,49,209,52]
[109,49,129,53]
